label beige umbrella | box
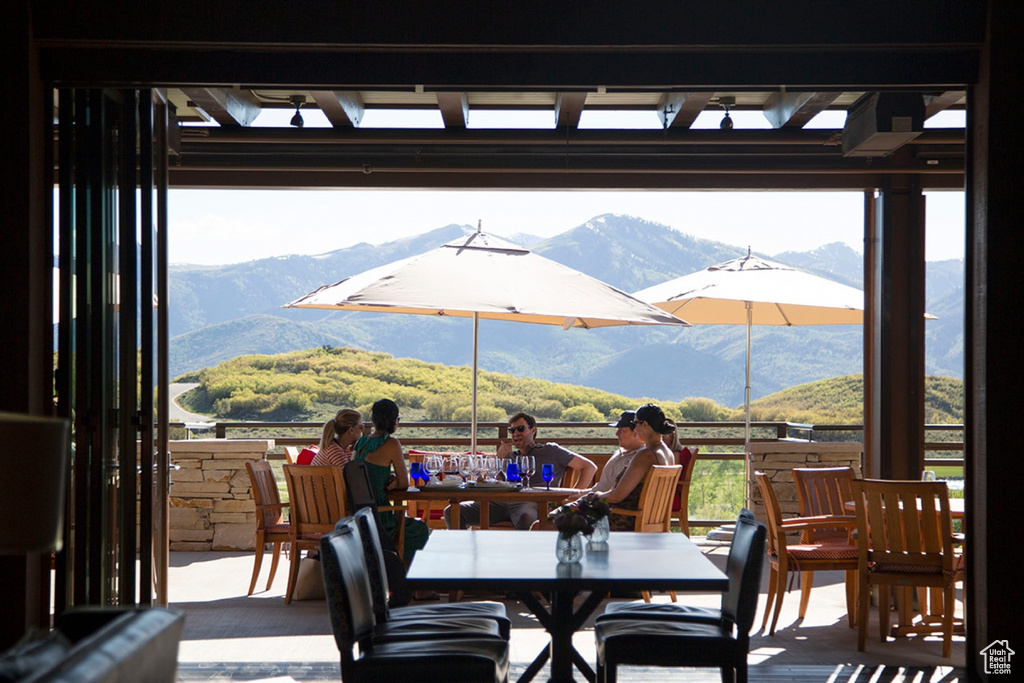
[285,226,688,452]
[634,250,901,452]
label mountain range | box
[169,214,964,408]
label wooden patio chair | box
[671,447,700,535]
[244,460,290,595]
[282,464,349,604]
[755,471,858,635]
[792,466,859,626]
[609,464,682,602]
[793,466,857,544]
[851,479,963,658]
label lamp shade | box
[0,412,70,554]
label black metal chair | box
[319,519,510,683]
[349,503,511,640]
[594,508,767,683]
[597,508,758,629]
[343,460,413,607]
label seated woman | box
[586,403,676,531]
[310,408,361,467]
[353,398,430,563]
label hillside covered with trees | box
[177,346,963,426]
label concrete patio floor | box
[169,542,966,682]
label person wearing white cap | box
[588,410,645,493]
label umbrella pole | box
[744,301,753,508]
[471,311,479,455]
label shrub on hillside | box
[560,404,603,422]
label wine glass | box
[505,460,520,485]
[542,463,554,490]
[519,454,535,490]
[428,455,444,484]
[422,456,436,486]
[459,455,474,483]
[444,456,460,482]
[408,461,423,491]
[484,456,499,483]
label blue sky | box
[170,110,966,266]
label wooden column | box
[966,1,1024,676]
[870,175,927,481]
[863,191,879,477]
[0,3,53,649]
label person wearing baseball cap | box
[587,410,644,492]
[575,403,676,531]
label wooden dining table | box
[393,484,580,530]
[406,529,727,683]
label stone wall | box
[168,439,274,551]
[748,439,863,528]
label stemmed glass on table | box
[519,455,535,490]
[443,456,460,483]
[459,455,474,483]
[483,455,499,483]
[425,455,443,485]
[408,461,424,491]
[505,460,520,485]
[541,463,555,490]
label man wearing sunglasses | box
[444,411,597,530]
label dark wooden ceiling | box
[33,1,982,190]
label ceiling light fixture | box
[289,95,306,128]
[719,96,735,130]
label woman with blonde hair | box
[310,408,362,467]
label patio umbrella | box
[284,227,688,452]
[632,250,868,453]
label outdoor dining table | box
[393,484,580,530]
[406,529,728,683]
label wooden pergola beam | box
[180,87,261,127]
[763,91,841,129]
[435,92,469,128]
[924,90,965,119]
[658,92,714,129]
[309,90,364,127]
[555,92,587,128]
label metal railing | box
[173,419,965,529]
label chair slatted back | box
[793,466,856,544]
[672,447,700,534]
[636,465,682,532]
[283,465,348,540]
[246,461,286,529]
[754,471,787,556]
[853,479,955,574]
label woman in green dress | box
[353,398,430,562]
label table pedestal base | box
[518,589,605,683]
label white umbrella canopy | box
[285,228,688,451]
[634,251,874,458]
[634,251,865,326]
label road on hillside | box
[168,383,214,423]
